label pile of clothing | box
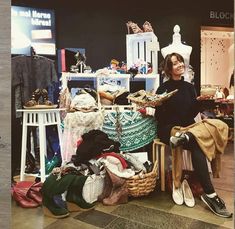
[70,88,99,112]
[41,129,153,219]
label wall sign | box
[11,6,56,55]
[209,11,233,21]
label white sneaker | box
[182,179,195,207]
[170,132,188,148]
[172,182,184,205]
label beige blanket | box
[170,119,229,188]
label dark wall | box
[12,0,234,93]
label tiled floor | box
[12,142,234,229]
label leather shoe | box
[182,179,195,207]
[172,182,183,205]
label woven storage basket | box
[126,160,158,197]
[200,85,216,97]
[127,89,178,108]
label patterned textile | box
[61,110,104,162]
[102,110,157,151]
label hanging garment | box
[12,55,58,118]
[11,55,58,177]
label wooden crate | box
[126,32,160,74]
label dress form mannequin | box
[161,25,193,82]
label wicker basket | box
[200,85,217,97]
[127,89,178,108]
[126,160,158,197]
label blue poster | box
[11,6,56,55]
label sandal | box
[143,21,154,32]
[24,89,41,107]
[41,89,53,106]
[126,21,143,34]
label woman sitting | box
[155,52,232,218]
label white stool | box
[17,108,64,182]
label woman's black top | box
[155,78,200,144]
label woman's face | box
[170,55,185,79]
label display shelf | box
[61,72,96,89]
[61,72,160,93]
[96,73,130,91]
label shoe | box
[42,195,69,219]
[41,174,77,217]
[182,179,195,207]
[25,151,38,174]
[201,194,233,218]
[126,21,143,34]
[143,21,154,32]
[172,182,184,205]
[24,89,41,107]
[41,89,53,106]
[170,132,188,148]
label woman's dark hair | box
[163,52,184,77]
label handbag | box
[27,181,43,204]
[12,181,43,208]
[166,170,204,197]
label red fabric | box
[96,152,128,169]
[77,138,83,147]
[138,108,146,115]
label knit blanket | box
[102,111,157,151]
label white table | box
[17,108,64,182]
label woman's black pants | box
[185,132,215,194]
